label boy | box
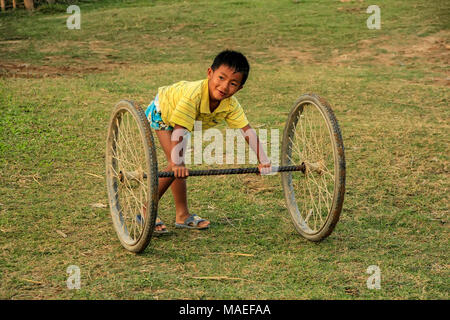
[145,50,272,233]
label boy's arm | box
[240,124,273,175]
[171,124,189,178]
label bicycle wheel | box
[105,100,159,253]
[281,94,345,241]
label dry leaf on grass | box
[20,278,43,285]
[56,230,67,238]
[90,203,107,208]
[208,252,255,257]
[86,173,104,179]
[191,276,252,282]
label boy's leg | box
[155,129,209,228]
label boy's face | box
[207,64,244,103]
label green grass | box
[0,0,449,299]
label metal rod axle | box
[120,164,308,182]
[157,164,306,178]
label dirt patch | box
[373,32,450,64]
[1,38,127,78]
[0,39,125,78]
[253,46,315,64]
[255,31,449,75]
[36,40,81,54]
[428,77,450,86]
[88,40,120,56]
[0,61,127,78]
[0,40,29,53]
[271,46,315,63]
[330,31,450,82]
[337,6,366,13]
[399,34,449,62]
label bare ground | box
[1,31,448,85]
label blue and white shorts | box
[145,94,173,131]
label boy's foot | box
[175,214,210,230]
[136,214,169,235]
[154,217,169,235]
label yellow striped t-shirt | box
[156,79,249,131]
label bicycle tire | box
[281,94,346,241]
[105,100,159,253]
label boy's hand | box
[172,164,189,178]
[258,162,273,176]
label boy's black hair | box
[211,50,250,86]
